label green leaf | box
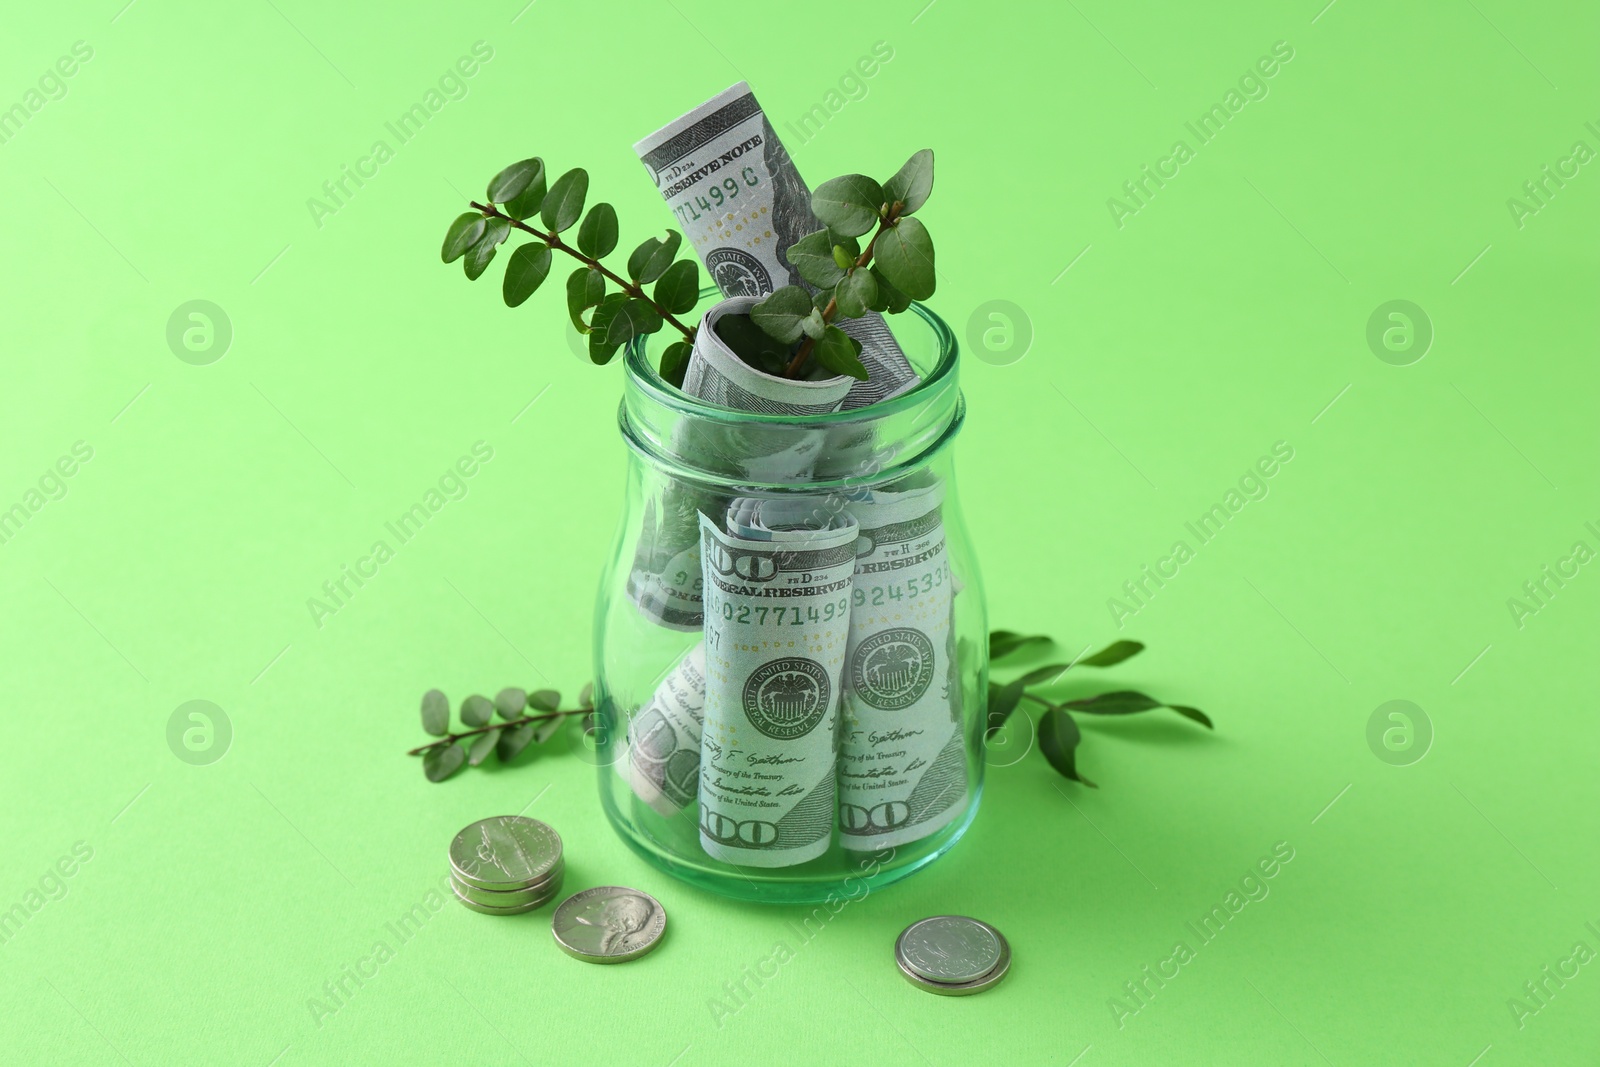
[1078,640,1146,667]
[627,231,682,284]
[497,723,535,762]
[607,298,665,348]
[578,682,594,708]
[481,217,511,249]
[502,158,547,221]
[587,292,629,364]
[577,202,619,259]
[533,716,564,745]
[467,728,501,766]
[750,285,814,345]
[529,688,560,712]
[566,267,605,333]
[1059,690,1213,728]
[799,307,827,341]
[713,312,791,376]
[488,157,543,205]
[883,149,934,215]
[540,168,588,233]
[813,325,868,380]
[494,687,527,719]
[834,268,878,319]
[832,245,854,271]
[985,679,1027,738]
[462,235,497,280]
[1017,664,1075,687]
[460,694,493,727]
[421,689,450,736]
[990,630,1051,660]
[811,174,885,237]
[874,216,935,300]
[441,213,486,263]
[423,743,466,782]
[659,340,692,388]
[502,242,552,307]
[1039,709,1096,787]
[653,259,700,314]
[870,266,912,314]
[784,229,848,288]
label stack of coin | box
[448,815,564,915]
[894,915,1011,996]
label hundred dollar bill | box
[633,80,918,411]
[626,642,707,816]
[838,480,967,850]
[697,502,858,867]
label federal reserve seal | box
[742,657,830,739]
[705,248,771,297]
[849,628,936,710]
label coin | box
[895,916,1010,995]
[449,879,551,916]
[551,886,666,964]
[449,816,562,891]
[449,869,563,909]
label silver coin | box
[895,946,1010,996]
[449,870,563,909]
[449,816,562,890]
[895,916,1008,984]
[449,879,554,916]
[551,886,666,964]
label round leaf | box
[460,694,493,727]
[870,266,912,314]
[541,168,589,233]
[814,325,868,380]
[882,149,934,215]
[494,687,528,718]
[420,689,450,736]
[750,286,814,345]
[503,158,547,221]
[652,259,700,315]
[811,174,885,237]
[529,688,561,712]
[577,202,619,259]
[441,213,486,263]
[502,242,553,307]
[783,229,847,288]
[873,217,935,300]
[488,157,542,205]
[467,728,502,766]
[834,268,878,319]
[497,723,535,762]
[423,743,466,782]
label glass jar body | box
[591,300,987,903]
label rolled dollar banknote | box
[626,642,707,816]
[837,479,967,850]
[633,81,918,410]
[697,501,857,867]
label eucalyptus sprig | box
[986,631,1213,788]
[442,156,702,383]
[736,149,937,381]
[410,684,594,782]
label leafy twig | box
[411,684,594,782]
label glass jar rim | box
[623,294,959,429]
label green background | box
[2,0,1596,1063]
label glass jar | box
[591,291,987,903]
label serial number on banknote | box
[673,168,762,226]
[852,563,952,607]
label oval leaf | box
[834,268,878,319]
[587,292,630,364]
[502,158,547,221]
[423,743,466,782]
[541,168,588,233]
[494,687,528,719]
[652,259,700,315]
[813,325,868,381]
[488,157,542,205]
[460,693,493,727]
[985,679,1027,738]
[990,630,1051,660]
[870,266,912,314]
[883,149,934,215]
[784,229,847,288]
[462,236,497,280]
[566,267,605,332]
[577,202,619,259]
[421,689,450,736]
[578,682,594,708]
[606,299,664,349]
[659,340,692,388]
[502,242,553,307]
[441,213,486,263]
[497,722,535,762]
[1039,708,1095,787]
[529,688,561,712]
[873,216,935,300]
[1078,640,1146,667]
[467,728,501,766]
[628,231,682,284]
[750,286,814,345]
[811,174,885,237]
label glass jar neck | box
[619,304,962,492]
